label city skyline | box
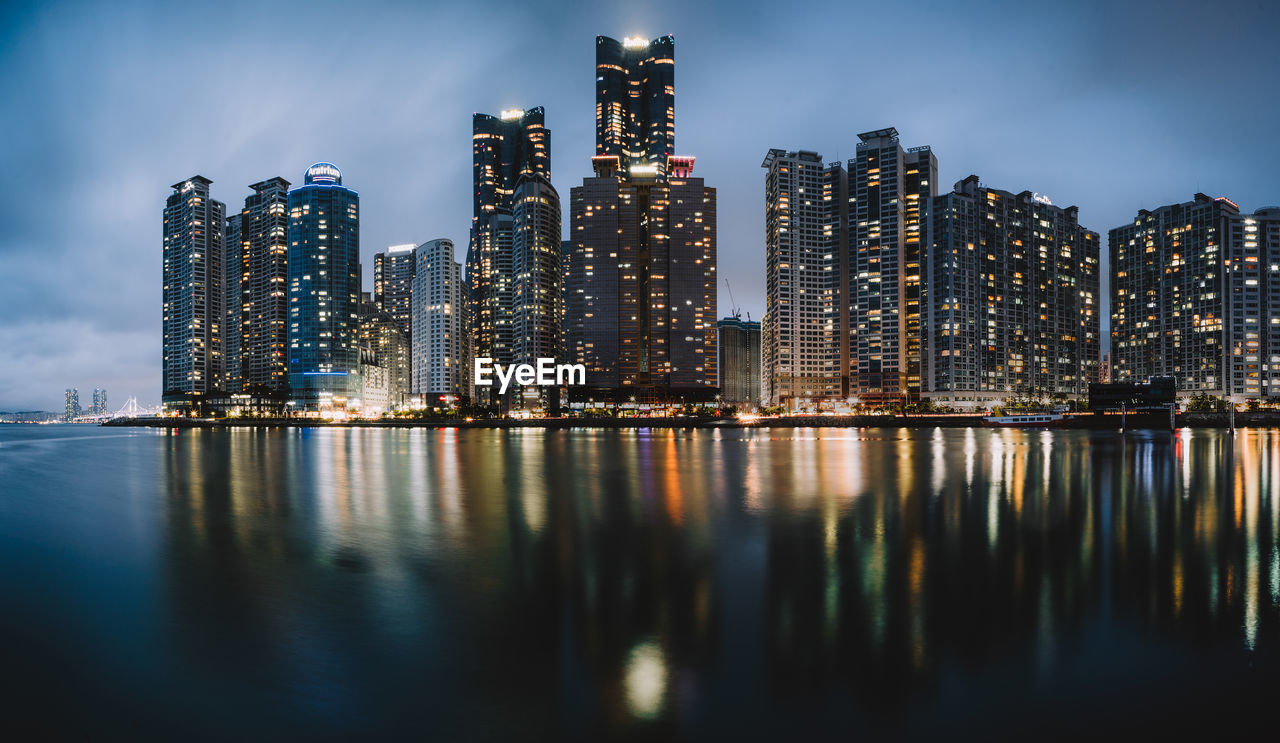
[3,0,1280,409]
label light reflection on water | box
[1,425,1278,738]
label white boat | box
[982,413,1065,428]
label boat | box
[982,413,1065,428]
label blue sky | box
[2,0,1278,410]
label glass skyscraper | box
[286,163,361,410]
[566,34,717,401]
[594,35,675,179]
[467,106,562,404]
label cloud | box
[0,319,156,410]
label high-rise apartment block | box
[921,176,1100,407]
[1111,195,1280,401]
[412,239,468,399]
[763,134,1106,410]
[373,243,416,340]
[359,292,410,410]
[848,129,937,403]
[91,388,107,416]
[565,34,717,401]
[286,163,361,410]
[224,212,242,391]
[162,176,225,405]
[718,317,761,405]
[227,177,291,393]
[761,149,846,407]
[64,388,80,421]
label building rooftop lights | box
[500,109,523,120]
[623,36,648,49]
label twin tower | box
[467,34,718,406]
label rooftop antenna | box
[724,278,741,320]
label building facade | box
[359,292,410,410]
[224,212,242,391]
[64,388,80,421]
[594,34,675,179]
[564,34,717,401]
[718,317,761,405]
[921,176,1100,408]
[847,129,937,403]
[163,175,226,405]
[228,177,291,394]
[1112,195,1280,401]
[286,163,361,410]
[1224,207,1280,400]
[467,107,560,395]
[412,239,468,399]
[92,388,107,416]
[373,243,416,340]
[761,149,846,407]
[511,173,563,367]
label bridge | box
[70,396,162,423]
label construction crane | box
[724,278,741,320]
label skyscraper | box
[848,129,937,403]
[228,177,291,394]
[412,239,468,399]
[565,34,717,402]
[594,35,675,179]
[761,149,846,407]
[467,107,560,394]
[1111,194,1280,402]
[1224,207,1280,401]
[359,291,410,410]
[287,163,361,411]
[511,173,563,366]
[373,243,416,339]
[921,176,1100,407]
[92,388,107,416]
[718,317,761,405]
[162,175,225,408]
[224,212,242,391]
[64,388,80,421]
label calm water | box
[2,424,1278,739]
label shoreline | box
[101,412,1279,430]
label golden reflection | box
[150,426,1280,727]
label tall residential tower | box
[921,176,1100,407]
[162,175,226,407]
[1111,195,1280,401]
[847,128,937,403]
[761,149,847,407]
[228,177,291,393]
[412,239,468,399]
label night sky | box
[2,0,1278,410]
